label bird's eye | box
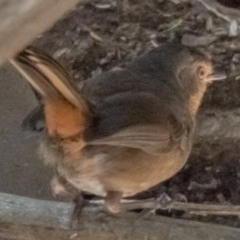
[197,66,205,80]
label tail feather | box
[10,46,89,139]
[10,46,88,112]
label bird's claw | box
[155,192,172,210]
[70,194,86,229]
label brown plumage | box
[10,41,223,215]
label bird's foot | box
[138,193,173,217]
[70,194,86,229]
[50,175,79,201]
[50,175,85,228]
[155,192,173,209]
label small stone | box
[169,0,181,4]
[182,33,216,47]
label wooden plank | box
[0,0,82,66]
[0,192,240,240]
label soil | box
[32,0,240,228]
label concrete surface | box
[0,63,52,199]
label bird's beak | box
[208,72,226,82]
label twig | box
[195,0,239,36]
[89,198,240,217]
[81,24,102,42]
[196,0,231,22]
[167,201,240,216]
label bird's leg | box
[70,194,86,229]
[105,191,123,213]
[50,175,85,228]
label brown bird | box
[10,41,224,216]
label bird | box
[10,40,224,218]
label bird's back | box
[82,43,194,143]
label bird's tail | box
[10,46,89,139]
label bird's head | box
[173,45,225,114]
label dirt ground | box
[0,64,53,199]
[2,0,240,228]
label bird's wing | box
[88,123,186,155]
[86,92,189,155]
